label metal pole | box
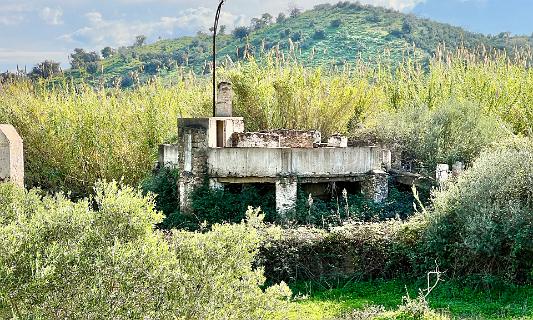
[213,0,225,116]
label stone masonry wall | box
[178,127,208,213]
[231,132,281,148]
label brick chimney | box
[215,81,233,117]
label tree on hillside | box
[219,25,227,35]
[101,46,116,58]
[30,60,61,79]
[289,7,301,18]
[251,13,273,30]
[276,13,287,24]
[233,26,250,39]
[70,48,101,73]
[135,35,147,47]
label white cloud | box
[60,7,245,48]
[0,3,32,26]
[0,15,25,26]
[40,7,64,25]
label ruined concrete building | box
[164,82,392,215]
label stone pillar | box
[0,124,24,188]
[158,144,179,168]
[361,170,388,203]
[276,177,297,216]
[215,82,233,117]
[178,128,208,213]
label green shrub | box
[369,99,511,171]
[141,167,179,226]
[424,138,533,282]
[331,19,342,28]
[259,217,427,283]
[189,183,277,227]
[0,182,290,319]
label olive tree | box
[0,181,290,319]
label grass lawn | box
[285,279,533,319]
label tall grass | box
[0,47,530,196]
[0,77,210,196]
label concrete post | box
[361,170,388,203]
[0,124,24,188]
[276,177,297,216]
[215,82,233,117]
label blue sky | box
[1,0,532,71]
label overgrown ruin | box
[162,82,392,215]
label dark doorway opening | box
[216,120,224,147]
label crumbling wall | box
[273,129,321,148]
[231,132,281,148]
[327,134,348,148]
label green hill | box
[67,1,533,86]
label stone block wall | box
[231,132,281,148]
[273,129,321,148]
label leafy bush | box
[331,19,342,28]
[141,167,179,224]
[369,99,511,171]
[313,29,326,40]
[424,138,533,282]
[233,26,250,39]
[0,182,290,319]
[259,217,427,283]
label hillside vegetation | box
[64,1,533,86]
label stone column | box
[0,124,24,188]
[178,128,208,213]
[276,177,297,216]
[361,170,388,203]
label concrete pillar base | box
[361,171,389,203]
[275,177,298,216]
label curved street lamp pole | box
[213,0,225,116]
